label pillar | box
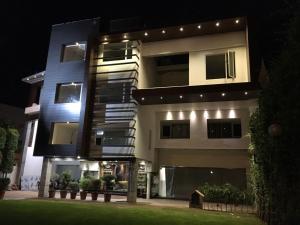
[146,172,151,199]
[38,157,52,198]
[127,159,138,203]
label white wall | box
[140,31,250,87]
[134,99,257,170]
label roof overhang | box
[22,71,45,84]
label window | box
[206,51,236,79]
[51,122,79,144]
[103,42,132,61]
[61,42,86,62]
[160,120,190,139]
[207,119,241,139]
[55,83,82,103]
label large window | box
[160,120,190,139]
[55,83,82,103]
[207,119,241,139]
[61,42,86,62]
[206,51,236,79]
[51,122,79,145]
[102,42,132,62]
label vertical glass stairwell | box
[89,41,140,157]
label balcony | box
[24,103,40,115]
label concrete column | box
[38,157,52,198]
[127,159,138,203]
[146,172,151,199]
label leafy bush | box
[0,127,6,150]
[79,178,90,191]
[59,171,71,190]
[6,129,19,151]
[88,179,101,192]
[68,181,79,192]
[199,183,254,205]
[0,178,10,191]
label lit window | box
[102,42,132,61]
[160,120,190,139]
[207,119,241,138]
[206,51,236,79]
[55,83,82,103]
[51,122,79,145]
[61,42,86,62]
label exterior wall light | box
[104,37,108,41]
[179,27,184,32]
[162,30,166,34]
[244,91,248,95]
[235,19,239,24]
[197,25,201,29]
[160,96,163,100]
[144,32,148,36]
[179,95,183,99]
[221,93,226,97]
[216,22,220,27]
[123,34,127,39]
[141,97,145,101]
[200,94,203,98]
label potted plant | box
[102,175,116,202]
[69,181,79,200]
[0,127,19,200]
[79,178,90,200]
[89,179,100,201]
[59,171,71,199]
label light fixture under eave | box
[77,156,81,159]
[179,95,183,99]
[162,30,166,34]
[166,111,173,120]
[144,32,148,36]
[104,37,108,41]
[190,111,196,121]
[215,22,220,27]
[221,93,226,97]
[141,97,145,101]
[179,111,184,120]
[123,34,128,39]
[197,25,201,29]
[200,94,203,98]
[179,27,184,32]
[244,91,248,95]
[160,96,163,100]
[235,19,240,24]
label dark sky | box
[0,0,293,108]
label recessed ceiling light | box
[179,95,183,99]
[162,30,166,34]
[77,156,81,159]
[26,78,29,81]
[179,27,184,32]
[75,42,79,46]
[160,96,163,100]
[221,93,226,97]
[216,22,220,27]
[141,97,145,101]
[235,19,239,24]
[144,32,148,36]
[244,91,248,95]
[197,25,201,29]
[200,94,203,98]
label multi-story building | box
[20,16,260,202]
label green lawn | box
[0,200,263,225]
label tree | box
[249,5,300,225]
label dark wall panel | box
[34,19,100,157]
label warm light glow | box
[166,111,173,120]
[229,109,236,118]
[190,111,196,121]
[123,34,127,39]
[200,94,203,98]
[235,19,239,24]
[216,22,220,27]
[222,93,226,97]
[197,25,201,29]
[210,170,214,174]
[162,30,166,34]
[179,95,183,99]
[179,111,184,120]
[63,102,81,114]
[160,96,163,100]
[141,97,145,101]
[144,32,148,36]
[75,42,79,46]
[104,37,107,41]
[77,156,81,159]
[216,110,222,119]
[203,110,209,119]
[96,130,104,135]
[179,27,184,32]
[244,91,248,95]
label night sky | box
[1,0,292,108]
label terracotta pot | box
[80,191,87,200]
[70,192,77,199]
[104,193,111,202]
[60,190,68,199]
[91,192,98,201]
[0,190,5,200]
[48,190,56,198]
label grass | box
[0,199,263,225]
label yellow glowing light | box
[203,110,209,119]
[216,110,222,119]
[179,27,184,32]
[166,111,173,120]
[229,109,236,118]
[216,22,220,27]
[179,111,184,120]
[190,111,196,121]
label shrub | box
[88,179,101,192]
[79,178,90,191]
[59,171,71,190]
[68,181,79,192]
[0,127,6,150]
[0,178,10,191]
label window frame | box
[61,42,87,63]
[102,41,133,62]
[50,122,79,145]
[54,82,83,104]
[207,119,242,139]
[160,120,190,139]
